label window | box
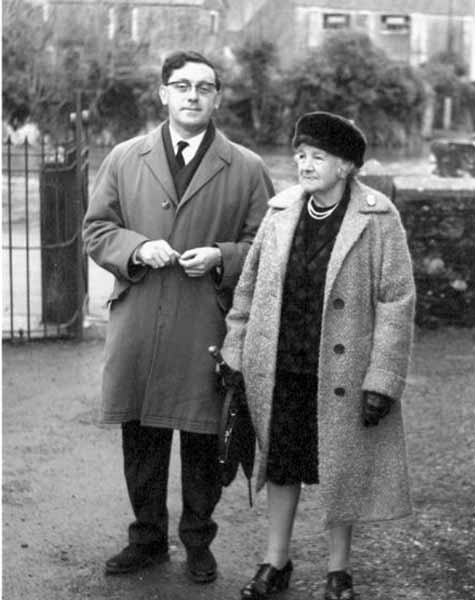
[381,14,410,34]
[210,10,219,35]
[323,13,350,30]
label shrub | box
[92,71,162,143]
[215,41,290,146]
[286,31,427,147]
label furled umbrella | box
[209,346,256,506]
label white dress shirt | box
[169,125,206,165]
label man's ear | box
[159,85,169,106]
[213,90,222,111]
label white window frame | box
[323,13,350,30]
[380,14,410,34]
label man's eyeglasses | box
[166,80,217,96]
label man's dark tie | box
[175,140,189,169]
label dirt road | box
[2,327,475,599]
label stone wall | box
[393,177,475,328]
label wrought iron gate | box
[2,110,89,341]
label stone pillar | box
[421,82,436,139]
[443,97,453,130]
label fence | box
[2,117,89,341]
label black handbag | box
[209,346,256,506]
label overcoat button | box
[334,344,345,354]
[161,200,171,209]
[333,298,345,309]
[334,387,346,397]
[366,194,376,206]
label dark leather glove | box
[362,391,392,427]
[209,346,245,394]
[218,363,245,392]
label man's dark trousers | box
[122,421,222,551]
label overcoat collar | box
[139,125,176,203]
[325,180,375,303]
[269,186,304,272]
[268,180,390,299]
[138,123,232,209]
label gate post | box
[72,92,90,338]
[39,94,89,338]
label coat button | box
[161,200,171,209]
[334,344,345,354]
[333,298,345,309]
[334,387,346,397]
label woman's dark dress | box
[266,185,350,485]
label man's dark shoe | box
[324,570,354,600]
[105,543,169,575]
[185,546,217,583]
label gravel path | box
[2,326,474,599]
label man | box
[83,50,273,584]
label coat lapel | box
[324,180,371,303]
[271,187,305,278]
[140,125,178,205]
[177,131,230,211]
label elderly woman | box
[220,111,416,600]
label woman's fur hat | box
[292,111,367,168]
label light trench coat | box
[221,180,416,528]
[83,124,273,433]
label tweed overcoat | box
[221,180,416,528]
[83,123,273,433]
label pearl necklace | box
[307,196,339,220]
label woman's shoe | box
[241,560,293,599]
[324,570,354,600]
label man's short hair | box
[161,50,221,90]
